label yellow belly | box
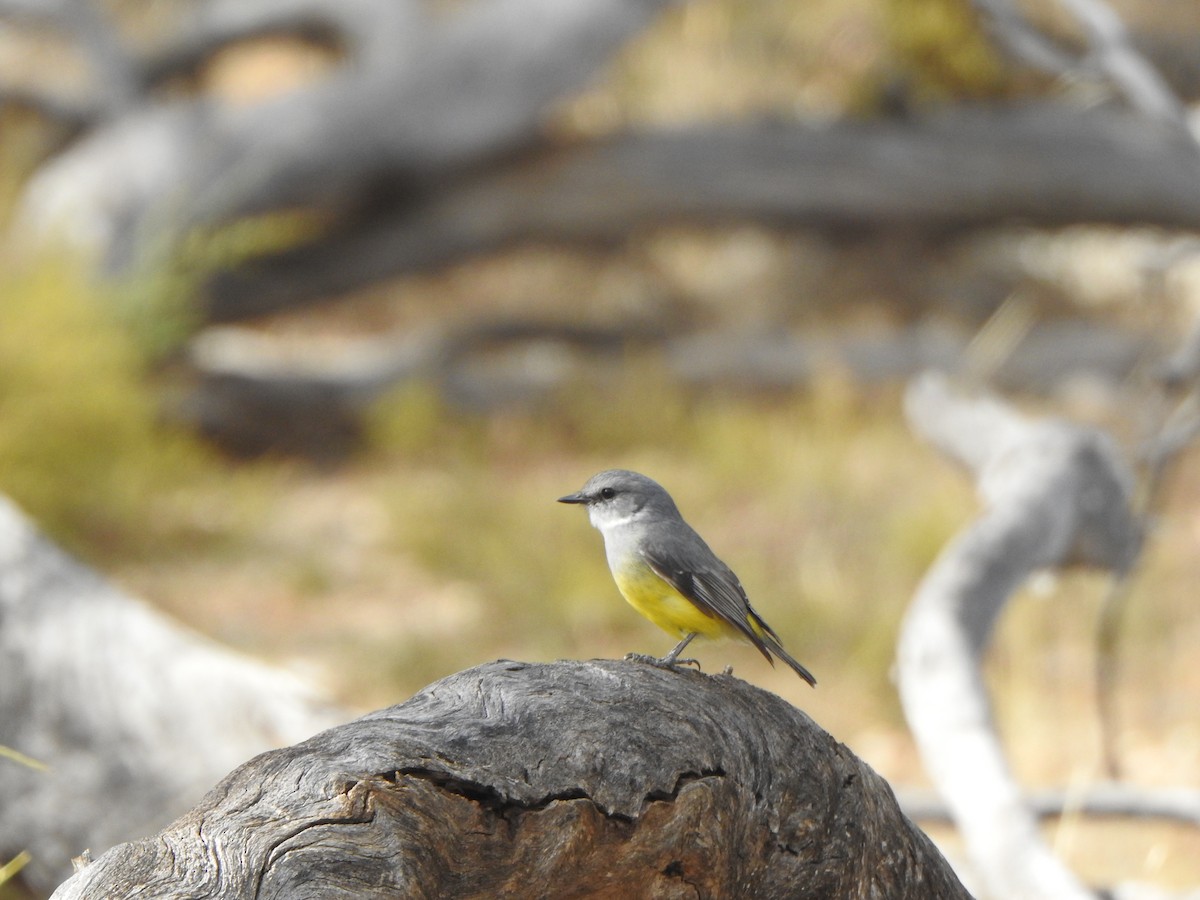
[613,563,728,640]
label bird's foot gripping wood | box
[626,632,702,670]
[623,652,702,671]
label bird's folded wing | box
[641,549,774,661]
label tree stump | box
[52,659,969,899]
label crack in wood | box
[387,764,727,823]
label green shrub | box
[0,254,213,556]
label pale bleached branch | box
[972,0,1191,128]
[898,783,1200,828]
[0,497,344,894]
[899,371,1142,900]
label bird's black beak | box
[557,491,587,504]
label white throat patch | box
[588,505,640,532]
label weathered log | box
[51,658,970,900]
[11,0,1200,330]
[0,497,345,895]
[898,371,1143,900]
[15,0,678,270]
[197,109,1200,321]
[179,319,1152,459]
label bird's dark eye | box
[599,487,616,500]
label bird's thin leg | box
[660,632,698,665]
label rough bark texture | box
[51,659,970,900]
[898,371,1143,900]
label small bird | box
[558,469,816,686]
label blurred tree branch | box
[972,0,1189,126]
[974,0,1200,799]
[5,0,1200,328]
[179,318,1151,458]
[0,496,345,895]
[1092,246,1200,780]
[898,783,1200,828]
[900,370,1143,900]
[13,0,680,271]
[197,110,1200,322]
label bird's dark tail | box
[747,610,817,687]
[764,635,818,687]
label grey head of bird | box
[557,469,681,532]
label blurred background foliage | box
[1,0,1198,891]
[0,255,209,556]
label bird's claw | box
[624,652,702,671]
